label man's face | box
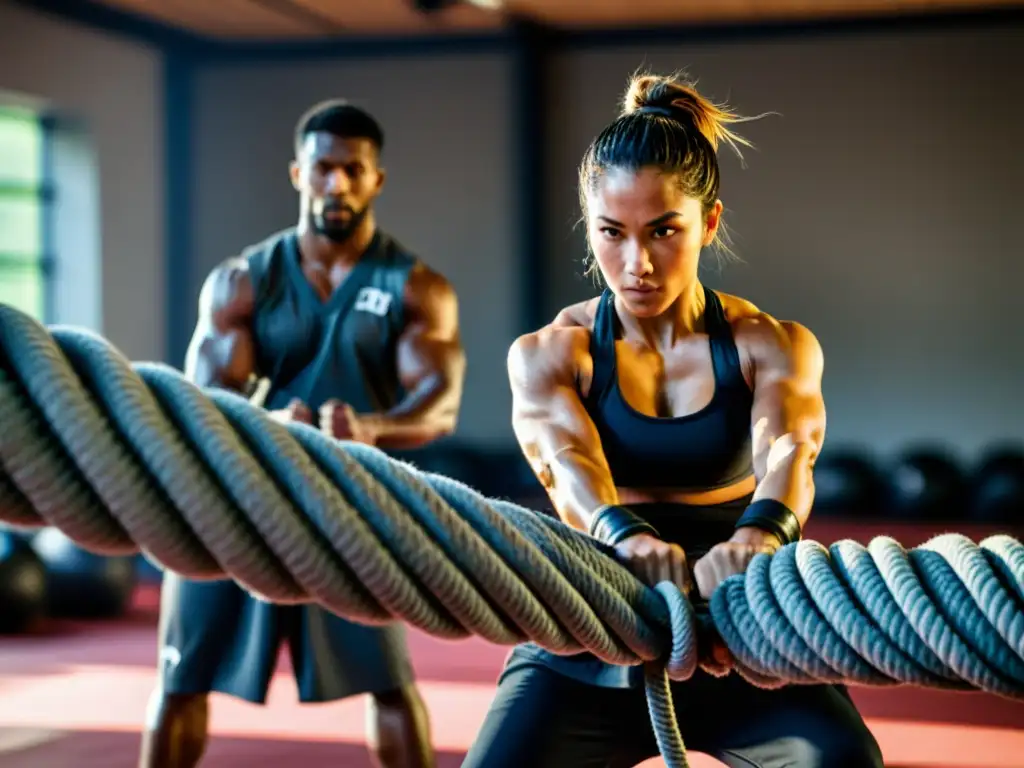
[291,132,385,243]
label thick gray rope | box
[1,303,1023,768]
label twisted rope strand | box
[1,304,1023,768]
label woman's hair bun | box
[623,71,752,155]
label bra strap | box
[585,288,618,406]
[704,289,747,391]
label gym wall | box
[189,20,1023,454]
[544,25,1024,456]
[2,3,1021,458]
[0,1,166,363]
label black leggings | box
[462,659,884,768]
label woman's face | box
[585,165,721,318]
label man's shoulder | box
[402,261,456,315]
[220,227,295,303]
[372,231,453,302]
[372,229,415,263]
[240,226,297,264]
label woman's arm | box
[692,315,826,600]
[508,324,694,592]
[745,317,826,531]
[507,327,619,533]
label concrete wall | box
[8,2,1021,456]
[543,24,1023,456]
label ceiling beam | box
[547,4,1024,49]
[12,0,1024,64]
[9,0,216,53]
[244,0,347,35]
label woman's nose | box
[623,240,654,276]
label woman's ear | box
[702,200,724,247]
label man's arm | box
[509,327,620,532]
[741,317,827,537]
[183,258,257,391]
[359,264,466,450]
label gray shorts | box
[156,572,415,704]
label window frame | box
[0,107,56,324]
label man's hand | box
[268,398,314,426]
[319,399,376,444]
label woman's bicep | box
[509,332,599,462]
[749,320,826,474]
[513,380,604,464]
[508,333,618,527]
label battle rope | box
[0,304,1023,768]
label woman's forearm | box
[533,443,621,533]
[750,436,817,526]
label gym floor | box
[1,519,1023,767]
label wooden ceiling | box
[89,0,1022,39]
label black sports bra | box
[581,288,755,490]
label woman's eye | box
[652,226,677,239]
[600,227,622,239]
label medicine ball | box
[884,448,967,522]
[0,530,48,634]
[31,527,137,619]
[969,446,1024,524]
[812,449,884,517]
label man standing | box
[140,100,466,768]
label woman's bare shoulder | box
[715,290,822,369]
[551,297,600,330]
[508,299,599,387]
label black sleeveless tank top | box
[243,227,417,414]
[582,287,755,490]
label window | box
[0,107,53,323]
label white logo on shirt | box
[354,287,393,317]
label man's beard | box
[312,199,369,244]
